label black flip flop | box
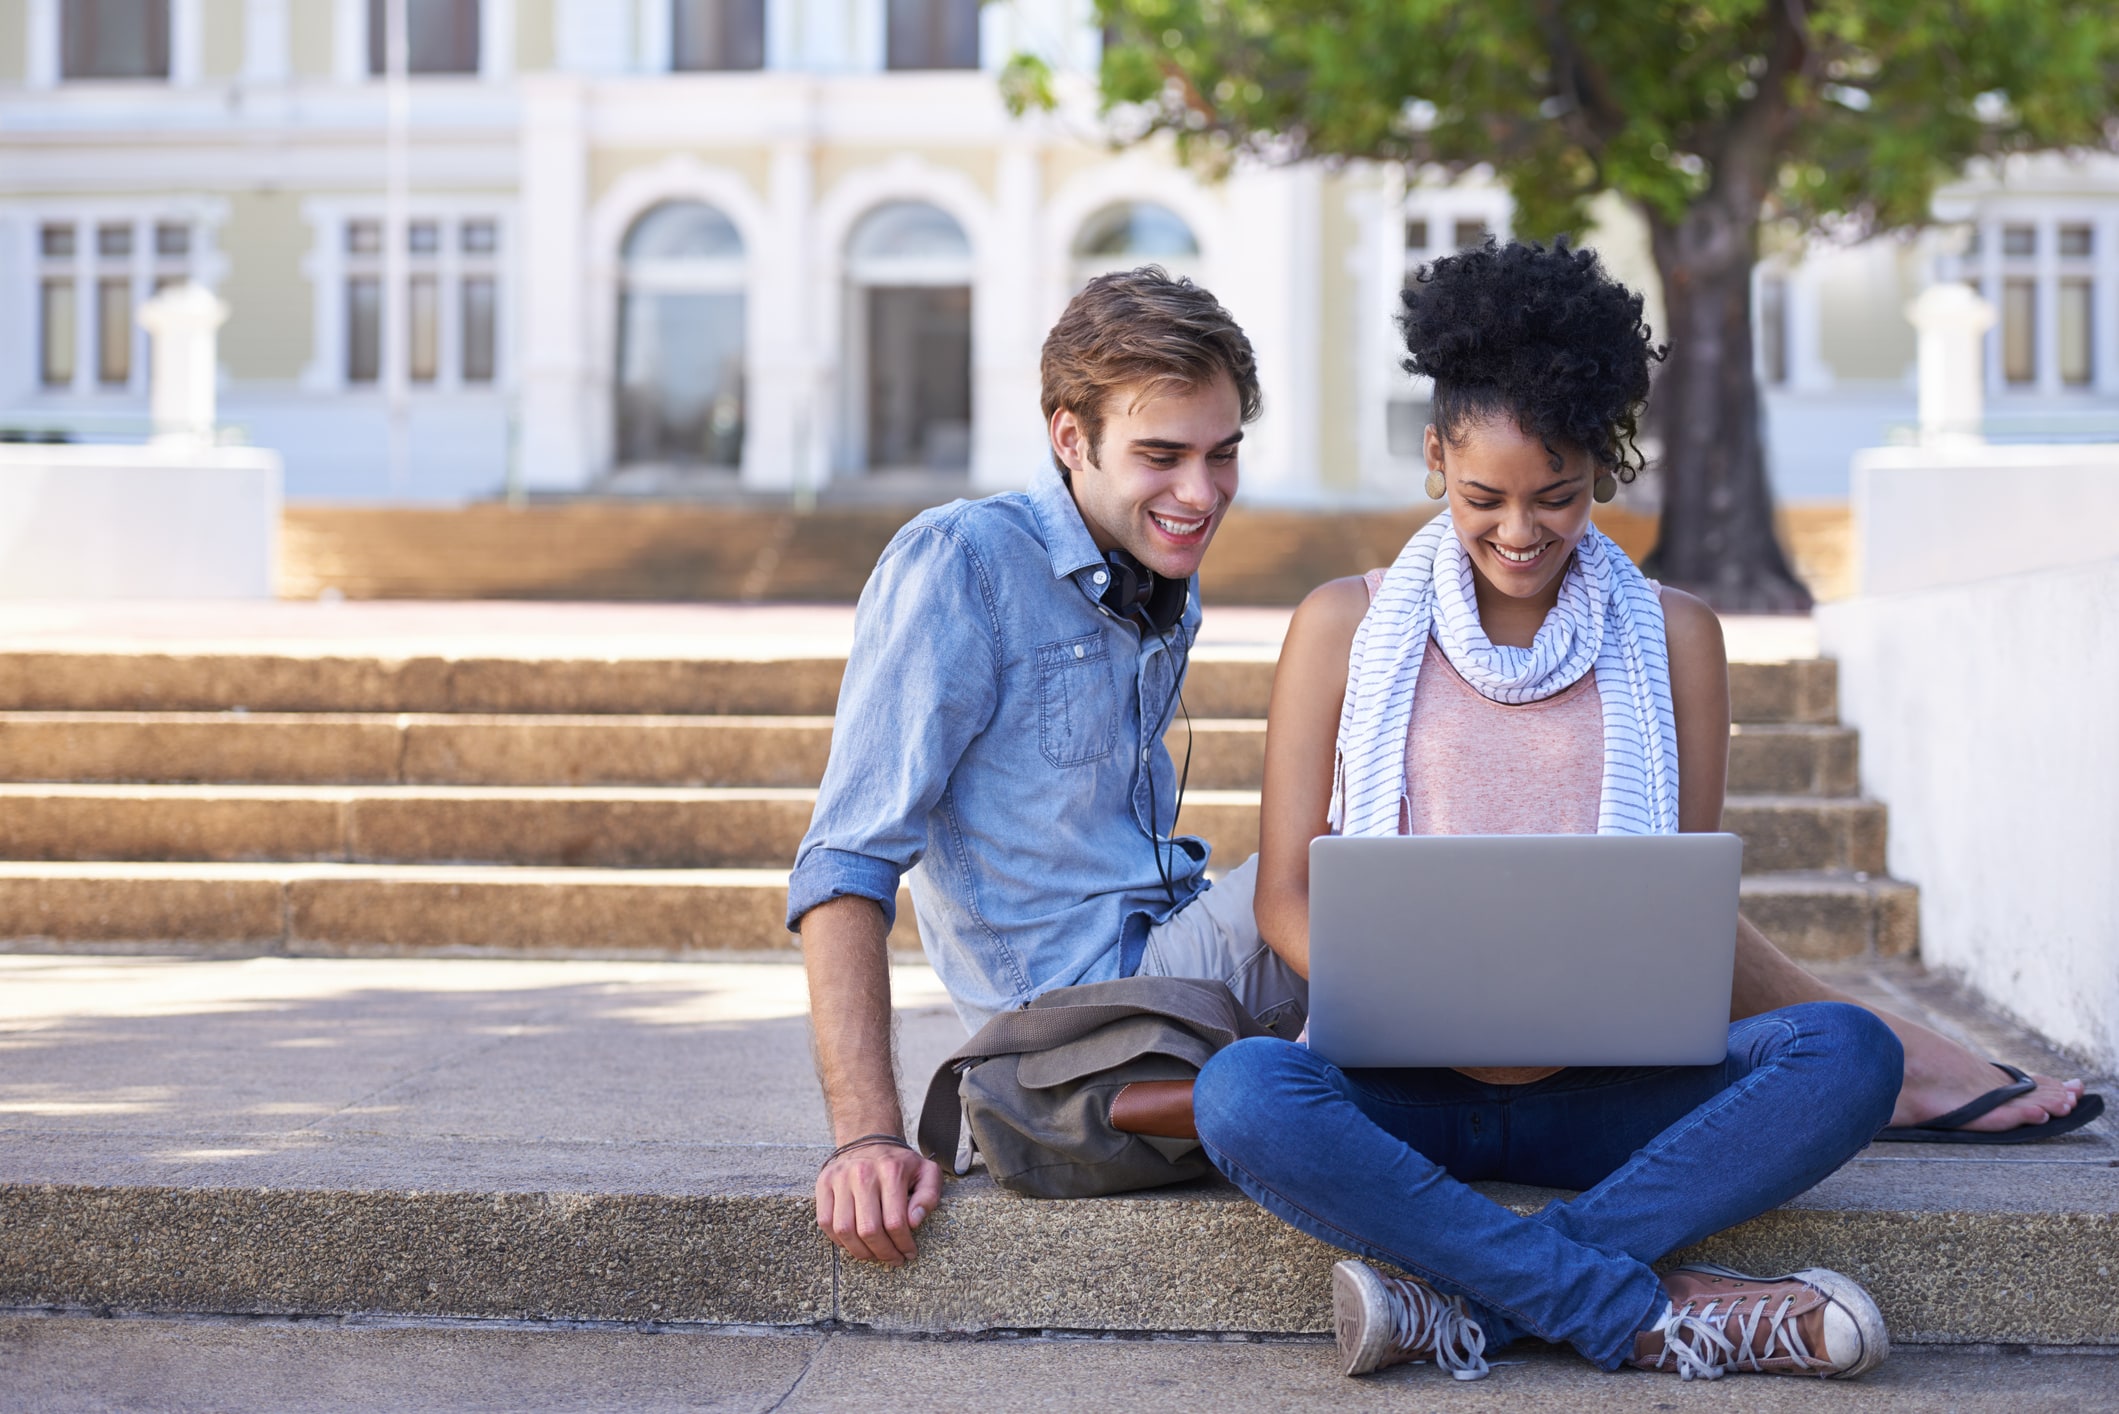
[1874,1063,2107,1145]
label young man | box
[789,268,2088,1272]
[788,270,1300,1268]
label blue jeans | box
[1192,1001,1902,1371]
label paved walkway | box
[2,950,2107,1234]
[4,1314,2115,1412]
[4,952,2104,1194]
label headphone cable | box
[1147,623,1193,905]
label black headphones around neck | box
[1097,549,1188,635]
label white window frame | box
[1381,182,1512,462]
[336,0,511,82]
[27,0,203,87]
[1946,204,2119,400]
[300,200,515,394]
[16,201,223,403]
[839,201,976,475]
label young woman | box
[1191,240,1901,1383]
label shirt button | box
[1141,747,1150,760]
[1092,570,1108,585]
[1073,644,1084,658]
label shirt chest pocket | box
[1036,634,1120,768]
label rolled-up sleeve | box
[786,523,1002,931]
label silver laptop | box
[1306,834,1743,1069]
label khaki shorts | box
[1137,854,1308,1037]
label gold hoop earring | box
[1425,469,1446,500]
[1592,472,1618,504]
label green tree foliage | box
[1072,1,2119,606]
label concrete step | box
[1,954,2108,1345]
[0,652,1842,725]
[0,784,1890,876]
[1737,871,1918,961]
[1169,792,1887,878]
[0,711,839,788]
[0,861,857,955]
[0,711,1862,796]
[1727,721,1860,796]
[0,860,1907,960]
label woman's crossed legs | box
[1193,1000,1903,1371]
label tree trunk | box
[1642,201,1812,613]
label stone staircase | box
[0,648,1912,962]
[1,623,2111,1348]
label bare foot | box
[1892,1026,2084,1132]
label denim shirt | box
[785,465,1210,1030]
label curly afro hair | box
[1399,237,1665,480]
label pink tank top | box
[1360,569,1604,1084]
[1363,570,1605,836]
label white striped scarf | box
[1329,512,1681,837]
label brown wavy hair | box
[1040,266,1262,471]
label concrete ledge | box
[2,1177,828,1325]
[4,1157,2112,1344]
[0,448,281,600]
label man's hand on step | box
[816,1141,943,1267]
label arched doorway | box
[1071,201,1201,288]
[844,201,973,474]
[615,201,746,468]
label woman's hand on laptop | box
[816,1141,943,1268]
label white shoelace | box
[1653,1293,1818,1380]
[1384,1277,1491,1381]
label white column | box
[1356,163,1410,494]
[976,0,1015,70]
[244,0,291,83]
[71,213,93,396]
[972,141,1044,491]
[2096,214,2119,398]
[331,0,367,81]
[1218,164,1322,503]
[1907,283,1996,444]
[26,0,57,88]
[765,0,800,69]
[479,0,516,80]
[555,0,633,72]
[745,138,818,493]
[849,0,885,73]
[1785,255,1833,393]
[517,75,593,489]
[1979,218,2004,393]
[636,0,672,71]
[130,214,152,396]
[0,218,29,403]
[170,0,204,84]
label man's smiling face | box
[1049,375,1243,582]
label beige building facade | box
[4,0,2117,504]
